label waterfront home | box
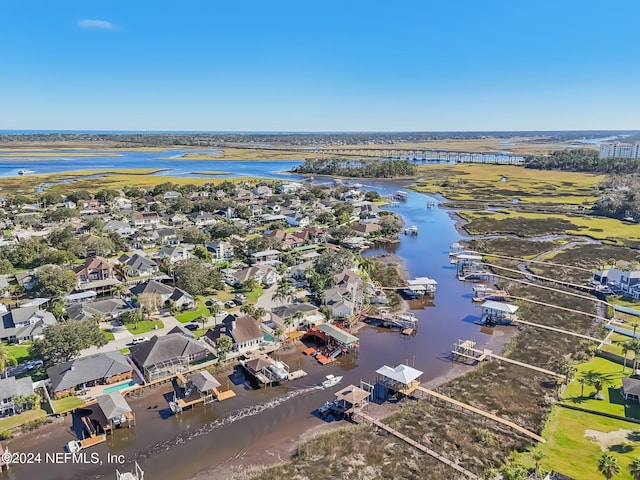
[0,307,56,343]
[130,333,208,382]
[205,240,234,260]
[118,253,159,277]
[203,315,263,354]
[351,222,381,237]
[47,351,132,399]
[66,298,131,322]
[74,256,116,284]
[0,376,34,417]
[130,211,161,227]
[375,364,423,398]
[157,245,192,264]
[270,303,323,331]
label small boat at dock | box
[322,374,343,389]
[66,440,83,453]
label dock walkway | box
[487,354,565,379]
[414,386,545,443]
[356,412,479,479]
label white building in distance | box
[599,142,640,159]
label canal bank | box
[4,165,507,480]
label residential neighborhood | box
[0,178,404,435]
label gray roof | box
[0,307,56,340]
[188,371,221,392]
[129,279,174,297]
[0,376,33,399]
[67,298,130,321]
[120,253,157,271]
[47,351,132,393]
[271,303,318,320]
[96,391,132,419]
[130,333,207,368]
[623,377,640,396]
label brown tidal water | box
[4,182,498,480]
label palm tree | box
[598,453,620,479]
[629,457,640,480]
[168,300,180,317]
[530,447,544,478]
[0,342,17,378]
[622,341,631,371]
[358,255,374,274]
[254,307,267,321]
[578,375,588,397]
[112,283,126,299]
[91,313,106,325]
[556,355,577,385]
[240,303,256,317]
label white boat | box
[18,169,34,175]
[321,374,343,389]
[66,440,83,453]
[473,284,495,295]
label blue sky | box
[1,1,639,131]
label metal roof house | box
[375,364,423,398]
[481,300,519,325]
[95,391,135,431]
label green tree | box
[0,258,14,274]
[112,283,126,299]
[629,457,640,480]
[173,258,223,296]
[598,453,620,480]
[123,308,144,330]
[530,447,544,478]
[33,265,77,297]
[254,307,267,321]
[49,300,66,321]
[91,313,106,325]
[556,355,577,385]
[31,320,107,364]
[0,342,17,377]
[500,461,527,480]
[216,335,233,355]
[240,304,256,316]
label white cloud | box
[77,19,118,30]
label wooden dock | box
[487,353,565,379]
[356,412,479,479]
[510,317,604,343]
[80,434,106,448]
[414,386,545,443]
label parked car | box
[184,323,199,331]
[131,336,150,345]
[225,300,236,308]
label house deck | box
[80,434,106,448]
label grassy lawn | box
[601,331,636,358]
[529,406,640,480]
[6,343,32,363]
[189,353,216,366]
[175,299,210,323]
[245,287,264,305]
[51,396,85,413]
[564,356,640,419]
[0,408,45,431]
[101,329,115,342]
[120,347,130,355]
[125,320,164,335]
